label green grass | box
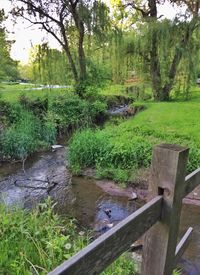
[0,198,138,275]
[0,198,89,274]
[69,86,200,180]
[0,84,107,161]
[99,84,127,97]
[0,83,71,102]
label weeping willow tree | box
[173,23,200,99]
[11,0,111,95]
[120,0,200,101]
[29,44,70,85]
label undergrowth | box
[69,96,200,182]
[0,198,138,275]
[0,92,107,161]
[0,198,88,274]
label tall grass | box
[69,89,200,181]
[69,128,152,179]
[0,198,88,274]
[0,198,139,275]
[0,110,56,160]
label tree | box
[122,0,200,101]
[10,0,109,94]
[0,9,19,81]
[27,43,70,84]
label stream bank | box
[1,98,200,274]
[0,146,200,274]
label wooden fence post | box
[141,144,189,275]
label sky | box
[0,0,180,64]
[0,0,60,63]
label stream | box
[0,146,200,274]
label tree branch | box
[16,0,61,25]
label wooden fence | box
[49,144,200,275]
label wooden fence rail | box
[49,144,200,275]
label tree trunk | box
[78,21,87,82]
[70,3,87,91]
[147,0,164,101]
[150,31,163,101]
[161,51,182,100]
[146,0,197,101]
[161,24,193,100]
[61,25,78,82]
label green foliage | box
[102,253,138,275]
[69,128,152,180]
[0,198,88,274]
[69,129,109,172]
[86,59,111,87]
[0,110,56,160]
[0,197,138,275]
[49,94,107,132]
[29,43,71,85]
[173,269,182,275]
[70,88,200,182]
[19,94,48,118]
[96,165,130,183]
[0,84,107,161]
[0,111,40,160]
[0,10,19,81]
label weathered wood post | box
[141,144,189,275]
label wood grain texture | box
[184,168,200,197]
[174,227,193,264]
[141,144,189,275]
[48,196,162,275]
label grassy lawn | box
[0,83,71,102]
[69,86,200,179]
[104,85,200,145]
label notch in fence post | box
[141,144,189,275]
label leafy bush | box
[41,117,57,146]
[0,100,24,126]
[49,94,107,132]
[19,94,48,118]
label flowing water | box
[0,147,200,274]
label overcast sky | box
[0,0,179,64]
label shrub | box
[19,94,48,118]
[49,94,107,132]
[50,94,90,130]
[0,100,24,126]
[41,113,57,145]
